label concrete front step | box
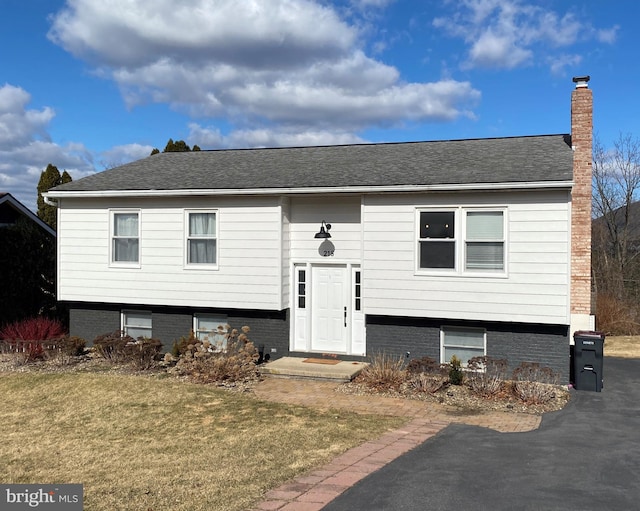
[261,357,368,382]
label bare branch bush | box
[465,356,508,397]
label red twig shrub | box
[0,317,66,341]
[0,317,67,363]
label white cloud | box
[434,0,617,71]
[48,0,480,136]
[0,84,94,211]
[467,29,532,69]
[0,84,54,150]
[597,26,619,44]
[548,54,583,76]
[99,143,155,170]
[350,0,395,9]
[188,123,365,149]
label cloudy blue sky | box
[0,0,632,210]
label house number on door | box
[322,250,335,257]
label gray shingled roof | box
[51,135,573,194]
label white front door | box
[311,265,348,353]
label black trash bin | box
[573,331,605,392]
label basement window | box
[440,327,486,366]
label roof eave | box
[44,181,574,200]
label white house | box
[44,77,594,381]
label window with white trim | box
[297,269,306,309]
[419,210,456,269]
[112,211,139,264]
[194,314,228,351]
[418,208,505,274]
[465,211,504,271]
[122,310,152,339]
[186,211,217,266]
[441,327,486,365]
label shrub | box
[0,316,66,341]
[123,337,163,370]
[0,316,67,363]
[409,372,447,393]
[595,293,640,335]
[358,352,405,391]
[43,336,86,365]
[448,355,464,385]
[173,326,259,383]
[406,356,444,375]
[512,362,559,404]
[93,331,163,370]
[465,356,508,397]
[93,331,133,363]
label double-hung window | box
[418,211,456,270]
[186,211,217,266]
[112,211,140,264]
[465,211,504,272]
[418,208,505,274]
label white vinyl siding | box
[364,191,571,325]
[289,196,361,262]
[57,197,283,310]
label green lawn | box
[0,372,405,511]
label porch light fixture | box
[314,220,332,239]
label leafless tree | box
[592,132,640,304]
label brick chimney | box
[570,75,593,326]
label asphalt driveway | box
[323,357,640,511]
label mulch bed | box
[338,375,571,415]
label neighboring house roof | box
[0,193,56,237]
[47,134,574,197]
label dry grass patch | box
[0,372,404,511]
[604,335,640,358]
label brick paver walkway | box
[248,378,541,510]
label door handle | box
[344,306,347,327]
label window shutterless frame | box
[185,210,218,268]
[110,209,141,267]
[464,210,505,272]
[440,326,486,365]
[121,310,152,339]
[416,207,507,276]
[193,314,228,351]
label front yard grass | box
[604,335,640,358]
[0,372,405,511]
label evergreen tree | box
[37,163,71,230]
[150,139,200,156]
[0,217,57,324]
[164,138,191,152]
